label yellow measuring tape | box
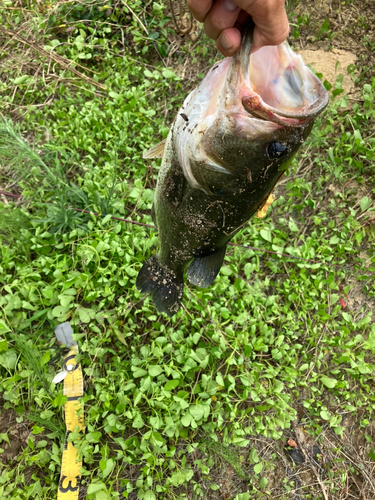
[54,323,84,500]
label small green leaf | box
[342,312,352,323]
[249,447,259,464]
[41,351,50,365]
[162,68,176,79]
[330,294,339,305]
[0,321,10,334]
[288,219,299,232]
[52,305,71,318]
[132,413,145,429]
[0,350,17,370]
[321,376,337,389]
[360,196,371,212]
[148,365,163,377]
[169,468,194,486]
[31,425,44,435]
[60,295,74,307]
[40,410,54,419]
[233,493,250,500]
[95,492,109,500]
[36,440,48,449]
[87,482,106,494]
[210,484,220,491]
[259,477,268,488]
[133,368,147,378]
[260,229,272,242]
[100,458,115,478]
[14,75,30,85]
[143,491,156,500]
[86,432,102,443]
[77,306,95,323]
[216,373,225,387]
[0,339,8,352]
[320,410,331,420]
[220,266,232,276]
[329,235,340,245]
[181,413,192,427]
[324,80,332,91]
[149,416,161,429]
[189,405,205,421]
[164,379,179,391]
[0,433,10,445]
[102,214,112,225]
[254,462,263,474]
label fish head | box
[176,25,328,193]
[238,31,328,128]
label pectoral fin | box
[143,139,167,159]
[187,246,227,288]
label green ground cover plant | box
[0,1,374,499]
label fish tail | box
[136,255,183,317]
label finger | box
[252,16,289,51]
[215,12,249,56]
[236,10,250,25]
[187,0,213,22]
[216,27,242,56]
[203,0,241,41]
[235,0,289,48]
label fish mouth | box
[229,24,329,127]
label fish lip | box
[242,91,329,128]
[231,23,329,128]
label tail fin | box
[136,255,184,317]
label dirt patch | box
[0,405,30,465]
[291,0,375,87]
[297,48,357,94]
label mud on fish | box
[137,26,328,317]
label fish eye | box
[267,142,288,158]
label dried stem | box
[0,26,106,91]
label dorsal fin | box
[143,139,167,159]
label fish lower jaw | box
[242,94,318,128]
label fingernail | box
[220,32,233,51]
[224,0,238,12]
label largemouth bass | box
[137,27,328,316]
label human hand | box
[186,0,289,56]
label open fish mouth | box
[231,25,329,127]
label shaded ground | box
[0,404,29,465]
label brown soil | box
[297,48,357,94]
[0,404,30,465]
[292,0,375,84]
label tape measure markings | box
[54,323,85,500]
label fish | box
[136,25,328,317]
